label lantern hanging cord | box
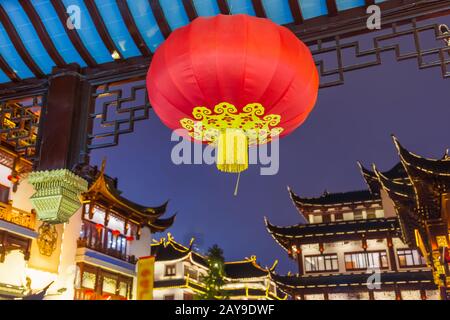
[234,172,241,197]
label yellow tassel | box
[216,129,248,173]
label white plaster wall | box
[153,287,185,300]
[51,207,83,300]
[154,260,184,281]
[0,164,12,192]
[380,189,397,218]
[129,227,152,259]
[9,177,35,212]
[0,250,27,286]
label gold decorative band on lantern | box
[179,102,283,173]
[216,129,248,173]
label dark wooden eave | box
[358,162,408,196]
[116,0,153,57]
[325,0,338,17]
[289,187,379,207]
[50,0,96,67]
[217,0,230,15]
[148,0,171,39]
[270,270,435,294]
[251,0,267,18]
[288,0,304,25]
[393,136,450,177]
[0,4,44,77]
[182,0,198,22]
[0,55,19,82]
[18,0,65,67]
[85,0,123,60]
[265,217,400,248]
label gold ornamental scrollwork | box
[37,223,58,257]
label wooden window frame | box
[165,264,177,277]
[344,250,389,271]
[397,249,427,268]
[304,253,339,273]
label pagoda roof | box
[358,162,408,195]
[152,234,277,279]
[373,166,420,247]
[270,270,434,291]
[265,217,400,249]
[151,233,208,268]
[224,257,277,280]
[81,161,175,233]
[0,0,413,87]
[394,136,450,177]
[154,278,287,300]
[393,136,450,220]
[289,187,379,209]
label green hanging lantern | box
[28,169,88,224]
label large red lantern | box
[147,14,319,173]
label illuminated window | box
[183,292,193,300]
[322,214,332,223]
[81,271,96,289]
[165,264,176,276]
[344,251,388,270]
[305,254,339,273]
[184,266,198,280]
[397,249,426,267]
[354,210,363,220]
[102,276,117,294]
[367,209,376,219]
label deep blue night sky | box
[92,20,450,274]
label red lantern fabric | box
[112,230,121,237]
[147,14,319,173]
[147,14,318,137]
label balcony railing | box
[77,220,137,264]
[0,202,35,230]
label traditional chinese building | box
[151,234,286,300]
[265,141,442,300]
[370,137,450,299]
[0,155,174,300]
